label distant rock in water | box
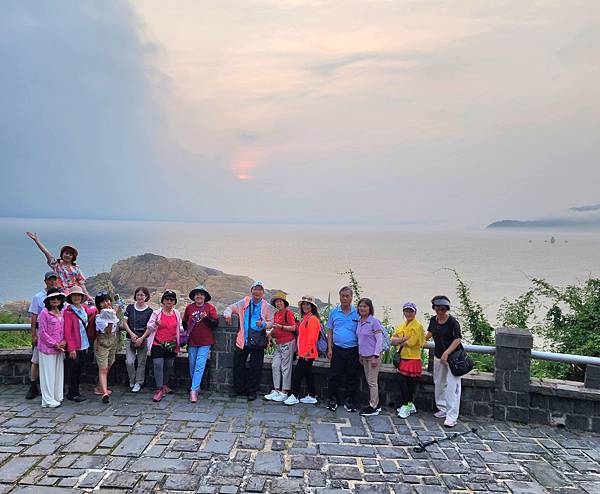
[85,253,324,311]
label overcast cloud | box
[1,0,599,226]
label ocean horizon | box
[2,217,599,333]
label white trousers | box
[38,352,64,407]
[433,357,461,421]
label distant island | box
[487,202,600,229]
[486,219,582,229]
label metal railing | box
[3,323,599,385]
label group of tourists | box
[25,232,464,428]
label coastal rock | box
[85,253,288,311]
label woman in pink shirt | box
[147,290,183,402]
[37,288,67,408]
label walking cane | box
[413,427,478,453]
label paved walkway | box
[0,385,599,493]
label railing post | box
[494,327,533,423]
[584,365,600,389]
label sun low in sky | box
[1,1,599,226]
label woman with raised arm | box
[26,232,88,296]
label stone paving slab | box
[0,384,599,493]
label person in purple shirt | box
[356,298,384,416]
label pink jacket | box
[146,308,183,353]
[223,296,273,350]
[63,305,97,352]
[38,309,65,355]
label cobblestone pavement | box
[1,385,599,493]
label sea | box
[1,217,599,332]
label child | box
[285,295,321,406]
[94,292,119,403]
[26,231,88,297]
[37,288,67,408]
[392,302,425,418]
[264,291,297,402]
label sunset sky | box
[1,1,599,226]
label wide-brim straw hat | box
[189,285,212,302]
[66,286,88,304]
[270,291,289,307]
[297,295,318,310]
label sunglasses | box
[96,291,109,297]
[163,297,176,302]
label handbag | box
[246,301,267,350]
[447,345,474,376]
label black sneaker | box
[101,394,110,404]
[67,395,87,403]
[360,406,380,416]
[25,382,39,400]
[327,399,338,411]
[344,400,356,413]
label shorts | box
[94,332,118,369]
[31,345,39,365]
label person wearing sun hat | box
[37,288,67,408]
[26,232,88,296]
[183,285,218,403]
[284,295,321,406]
[63,286,97,402]
[264,291,297,402]
[426,295,463,428]
[25,271,61,400]
[392,302,425,419]
[224,280,274,401]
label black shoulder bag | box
[247,302,267,350]
[447,344,474,376]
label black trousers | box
[233,346,265,394]
[327,345,360,404]
[66,349,87,398]
[291,357,315,397]
[397,374,417,406]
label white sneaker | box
[264,390,279,401]
[444,418,457,428]
[132,383,141,393]
[299,395,318,404]
[272,391,288,402]
[284,394,299,406]
[434,410,447,418]
[397,405,411,419]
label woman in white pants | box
[37,288,67,408]
[426,295,462,428]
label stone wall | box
[1,320,599,432]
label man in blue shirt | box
[326,286,360,411]
[224,281,273,401]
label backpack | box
[316,323,328,357]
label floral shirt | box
[48,257,86,292]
